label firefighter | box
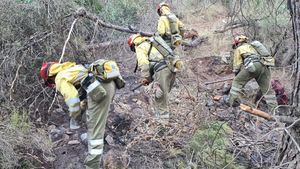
[156,2,185,49]
[40,60,124,169]
[228,35,277,112]
[128,34,183,121]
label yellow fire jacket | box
[135,40,164,79]
[157,6,184,38]
[233,43,258,72]
[49,62,88,117]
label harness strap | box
[153,60,167,72]
[134,61,138,73]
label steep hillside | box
[0,1,295,169]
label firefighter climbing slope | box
[40,60,125,169]
[156,2,185,49]
[128,33,184,121]
[227,35,278,112]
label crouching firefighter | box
[40,60,125,169]
[128,33,184,121]
[227,35,277,112]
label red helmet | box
[127,34,140,47]
[40,62,56,87]
[157,2,169,16]
[233,35,248,46]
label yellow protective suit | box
[229,43,277,112]
[233,43,258,73]
[134,38,176,119]
[157,6,184,41]
[49,62,88,118]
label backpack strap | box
[147,42,153,57]
[167,13,179,34]
[134,61,138,73]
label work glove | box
[140,78,150,86]
[153,82,163,99]
[80,100,87,111]
[175,60,184,70]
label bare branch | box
[74,7,153,36]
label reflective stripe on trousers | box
[88,139,104,155]
[89,139,104,146]
[66,97,81,117]
[89,148,103,155]
[66,97,80,107]
[68,105,80,113]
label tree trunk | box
[276,0,300,168]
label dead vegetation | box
[0,0,299,168]
[0,113,53,168]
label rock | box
[68,140,80,145]
[80,133,87,142]
[222,82,231,94]
[174,98,180,104]
[136,100,142,106]
[206,99,215,107]
[105,135,114,145]
[63,134,70,142]
[49,126,64,142]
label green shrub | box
[190,121,244,169]
[10,109,30,132]
[100,0,141,26]
[0,111,53,169]
[75,0,102,13]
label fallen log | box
[239,104,274,121]
[74,7,153,36]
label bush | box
[189,121,244,169]
[0,111,53,169]
[100,0,141,26]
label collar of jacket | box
[160,6,171,16]
[237,42,248,48]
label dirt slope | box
[48,5,291,169]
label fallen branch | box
[177,77,196,102]
[240,104,274,121]
[214,23,250,34]
[9,63,22,101]
[74,7,153,36]
[74,7,206,48]
[183,36,208,47]
[86,40,124,51]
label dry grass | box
[0,113,53,169]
